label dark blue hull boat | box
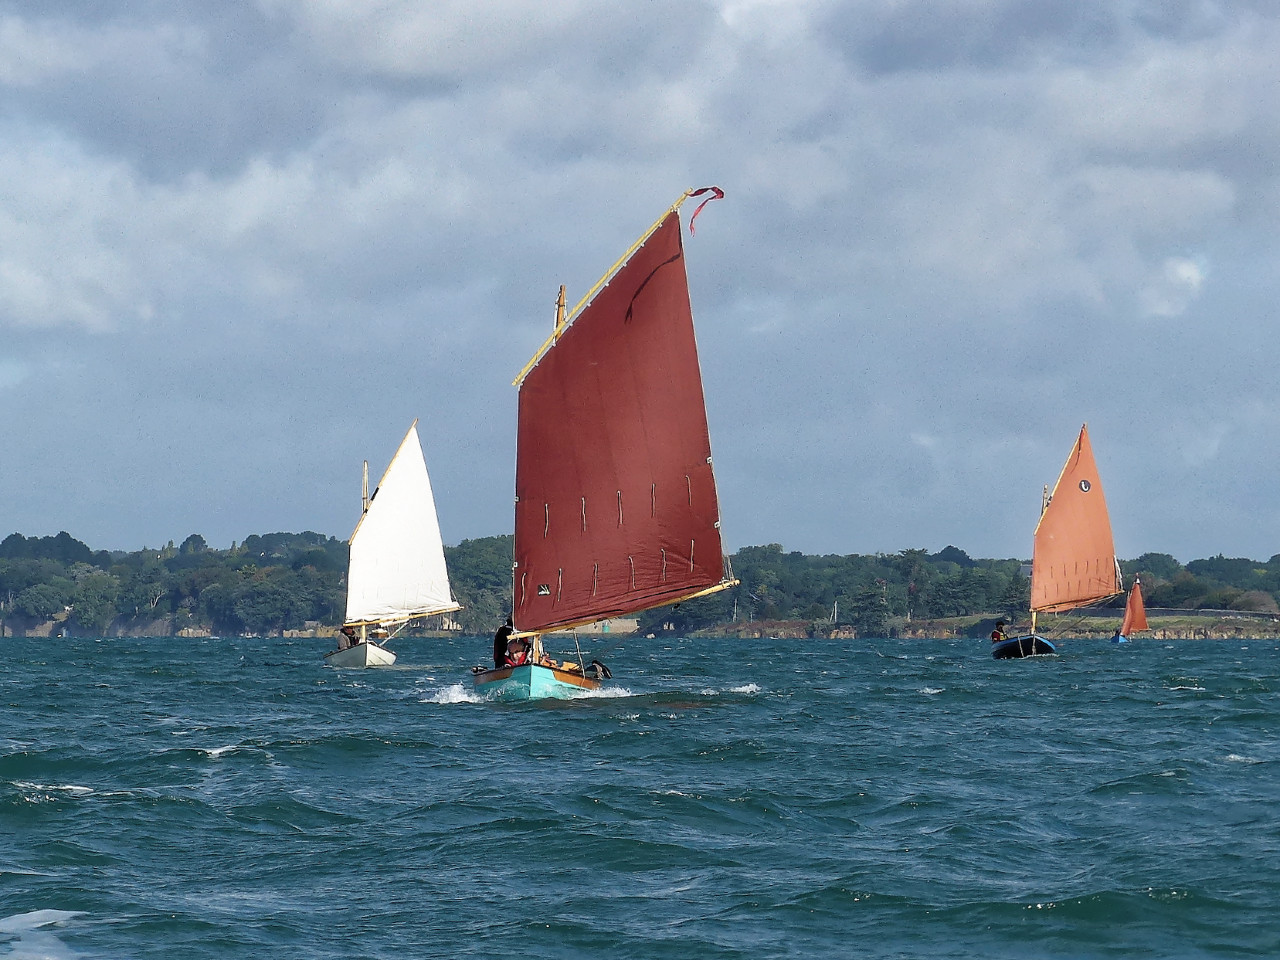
[992,635,1057,659]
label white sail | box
[344,421,459,625]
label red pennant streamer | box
[686,186,724,235]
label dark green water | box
[2,635,1277,958]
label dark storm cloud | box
[2,0,1280,563]
[817,0,1242,75]
[0,5,320,179]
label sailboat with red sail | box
[1114,577,1148,643]
[996,424,1124,659]
[472,188,738,698]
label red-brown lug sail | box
[513,210,728,634]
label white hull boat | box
[325,421,460,668]
[323,640,397,668]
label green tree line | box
[3,530,1279,637]
[0,531,512,637]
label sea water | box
[2,635,1277,959]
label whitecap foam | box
[13,782,93,796]
[0,910,86,934]
[569,685,634,699]
[423,683,484,704]
[919,687,944,695]
[1225,753,1260,764]
[0,909,87,960]
[1168,685,1206,692]
[698,683,760,696]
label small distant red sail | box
[512,208,728,634]
[1031,424,1123,613]
[1120,579,1148,636]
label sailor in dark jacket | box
[493,616,514,667]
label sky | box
[3,0,1279,563]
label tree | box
[68,573,120,633]
[847,585,889,637]
[931,545,975,567]
[14,583,65,620]
[1127,553,1182,582]
[997,570,1030,613]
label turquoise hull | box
[473,663,600,700]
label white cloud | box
[1045,28,1263,154]
[1140,256,1207,318]
[0,134,147,330]
[0,358,31,389]
[257,0,598,77]
[0,15,204,87]
[0,15,83,85]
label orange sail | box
[1031,424,1123,613]
[1120,578,1148,636]
[511,196,734,635]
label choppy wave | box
[1,635,1278,959]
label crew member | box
[338,625,357,650]
[493,616,514,668]
[504,637,530,666]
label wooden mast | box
[1032,484,1048,636]
[553,284,566,339]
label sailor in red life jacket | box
[504,637,531,667]
[991,620,1008,644]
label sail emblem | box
[1079,479,1092,492]
[537,584,551,596]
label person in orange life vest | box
[991,620,1008,644]
[504,636,531,667]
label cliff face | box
[7,612,1280,642]
[1,615,177,638]
[690,613,1280,642]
